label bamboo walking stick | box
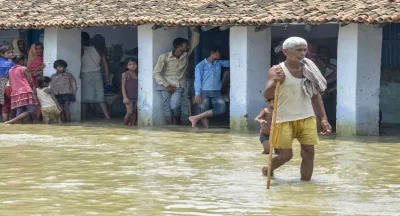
[267,80,281,189]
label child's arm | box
[254,109,267,124]
[69,73,78,95]
[23,67,36,94]
[121,72,129,104]
[46,88,62,110]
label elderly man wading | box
[263,37,332,181]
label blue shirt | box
[194,58,230,96]
[0,57,13,77]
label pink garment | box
[27,45,44,88]
[8,65,38,109]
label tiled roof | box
[0,0,399,29]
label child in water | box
[121,58,138,126]
[254,98,280,154]
[36,76,62,124]
[5,55,38,124]
[0,46,14,122]
[50,59,77,122]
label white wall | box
[138,25,188,126]
[230,27,270,131]
[337,24,382,136]
[43,28,82,121]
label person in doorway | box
[316,46,337,86]
[36,76,62,124]
[5,55,38,124]
[51,59,78,122]
[27,43,45,89]
[27,42,45,122]
[81,31,111,120]
[121,58,138,126]
[188,46,229,128]
[153,28,200,125]
[12,38,28,58]
[254,98,280,155]
[262,37,332,181]
[0,46,14,122]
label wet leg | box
[5,111,29,124]
[262,140,270,154]
[130,102,137,126]
[161,90,173,125]
[124,102,133,125]
[2,113,9,122]
[262,149,293,176]
[64,102,71,122]
[99,102,111,120]
[55,114,62,124]
[43,116,50,124]
[300,144,315,181]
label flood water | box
[0,123,399,215]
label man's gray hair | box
[282,37,308,50]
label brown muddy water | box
[0,123,399,215]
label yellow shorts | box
[41,106,61,117]
[272,117,319,149]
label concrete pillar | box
[43,28,81,121]
[229,27,271,131]
[337,24,382,136]
[137,25,188,126]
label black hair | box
[81,32,90,42]
[35,42,44,47]
[11,55,26,64]
[172,38,189,49]
[53,59,68,69]
[125,57,138,72]
[37,76,51,89]
[0,45,12,54]
[207,45,221,55]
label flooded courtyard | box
[0,123,399,215]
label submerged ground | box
[0,122,399,215]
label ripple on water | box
[0,125,399,215]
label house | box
[1,0,399,136]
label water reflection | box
[0,124,399,215]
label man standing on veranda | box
[263,37,332,181]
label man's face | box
[211,50,221,59]
[179,43,189,53]
[283,45,307,62]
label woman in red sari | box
[27,42,45,121]
[27,43,45,88]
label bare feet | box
[4,120,12,124]
[200,118,209,128]
[261,150,270,154]
[188,116,198,128]
[262,166,273,177]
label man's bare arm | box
[263,65,285,100]
[311,93,328,120]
